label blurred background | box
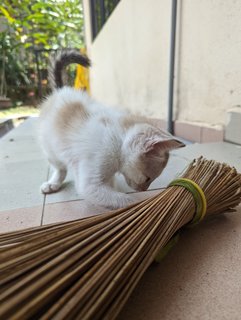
[0,0,241,145]
[0,0,85,129]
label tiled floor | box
[0,118,191,231]
[1,118,241,320]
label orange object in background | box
[74,48,90,93]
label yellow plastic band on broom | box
[168,178,207,227]
[155,178,207,263]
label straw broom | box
[0,157,240,320]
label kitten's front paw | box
[110,195,134,210]
[40,182,61,194]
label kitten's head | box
[120,124,185,191]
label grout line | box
[38,187,166,206]
[40,194,46,226]
[40,166,50,226]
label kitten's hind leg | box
[41,161,67,194]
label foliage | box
[0,33,30,89]
[0,0,84,49]
[0,0,84,100]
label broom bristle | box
[0,157,240,319]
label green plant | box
[0,32,31,96]
[0,0,84,50]
[0,0,84,101]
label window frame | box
[90,0,120,40]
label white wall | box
[176,0,241,126]
[83,0,241,127]
[83,0,171,119]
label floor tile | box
[118,205,241,320]
[0,160,48,211]
[150,153,189,189]
[0,117,47,212]
[0,137,45,164]
[1,117,39,141]
[43,200,108,225]
[173,142,241,171]
[43,190,160,225]
[45,170,83,204]
[0,206,42,233]
[0,118,44,164]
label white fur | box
[39,87,184,209]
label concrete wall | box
[83,0,241,141]
[176,0,241,126]
[83,0,171,119]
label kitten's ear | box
[144,138,185,156]
[156,139,185,151]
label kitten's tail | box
[48,50,91,90]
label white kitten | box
[39,51,184,209]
